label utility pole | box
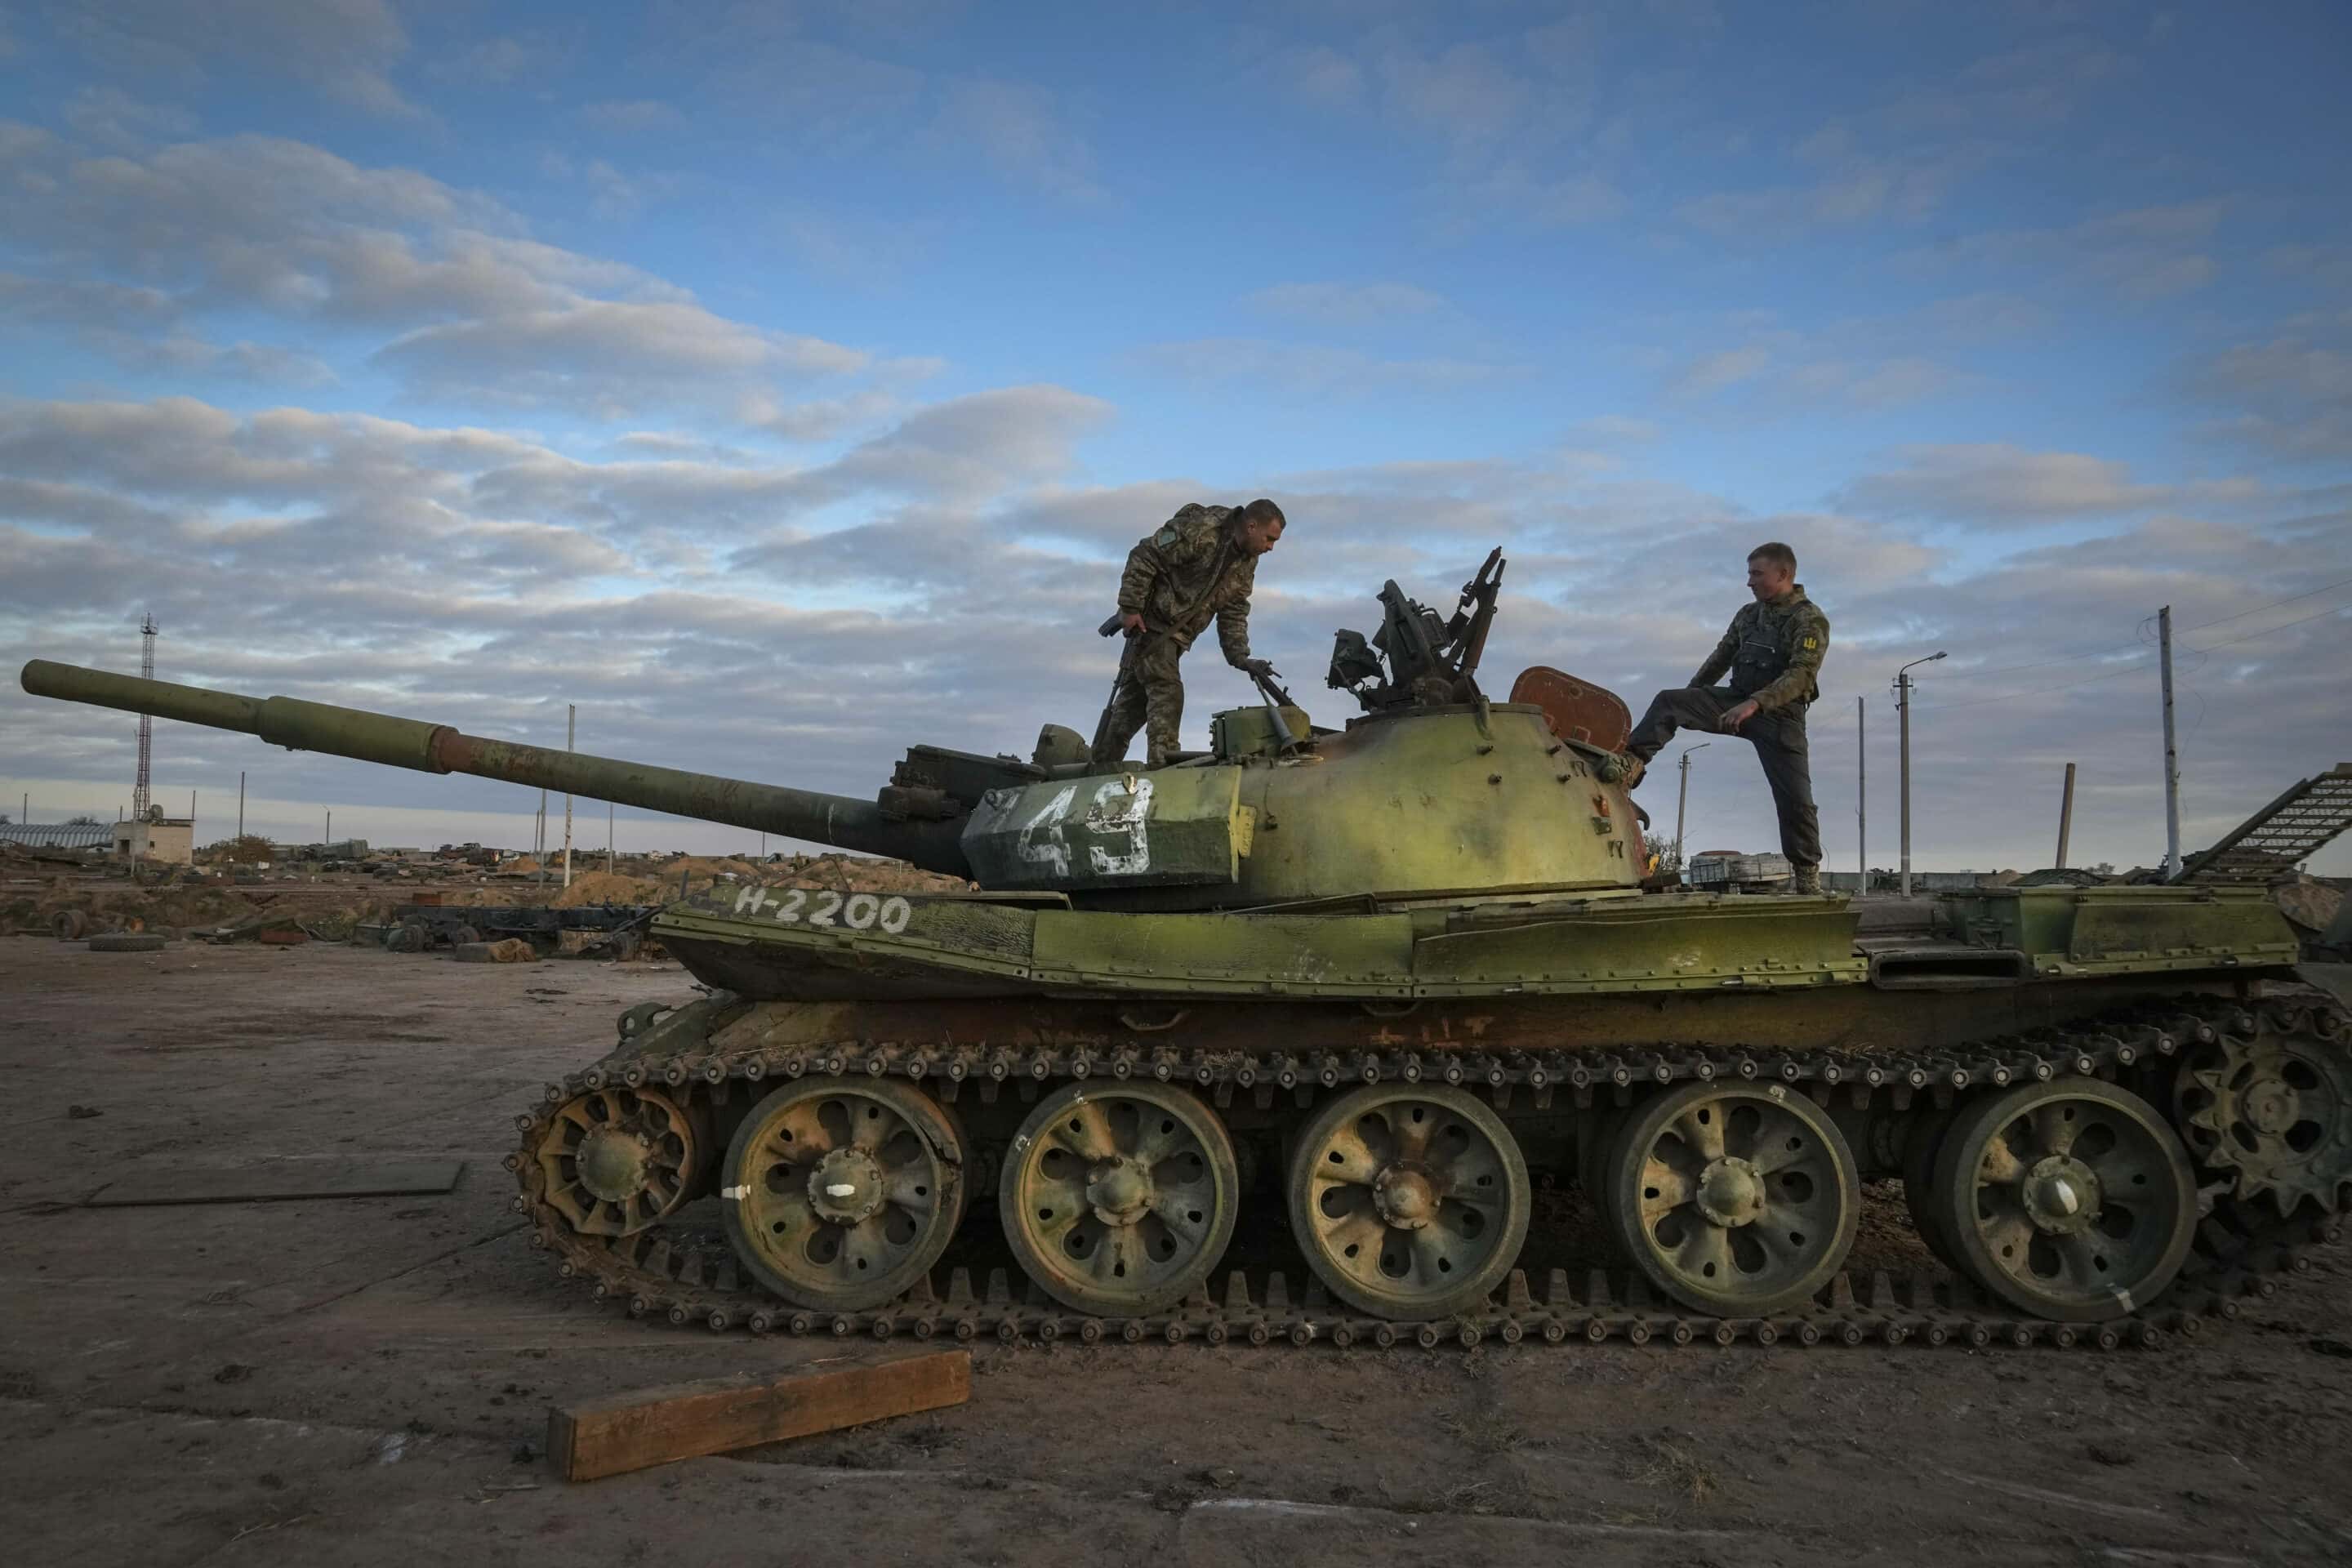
[563,703,576,891]
[324,808,331,846]
[2158,605,2182,875]
[1855,696,1866,889]
[237,772,245,839]
[2056,762,2077,868]
[1895,652,1947,898]
[1674,742,1710,878]
[608,801,615,875]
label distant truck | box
[1686,850,1793,893]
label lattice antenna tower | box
[131,613,157,822]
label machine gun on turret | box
[1326,546,1507,711]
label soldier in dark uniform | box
[1626,541,1829,893]
[1090,499,1285,770]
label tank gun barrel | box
[17,660,971,876]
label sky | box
[1,0,2347,873]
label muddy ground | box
[3,939,2350,1567]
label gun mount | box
[1327,546,1507,712]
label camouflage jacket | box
[1116,503,1257,666]
[1690,585,1829,712]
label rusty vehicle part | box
[1000,1081,1239,1316]
[1927,1080,2196,1322]
[719,1079,967,1313]
[22,556,2352,1349]
[2174,1002,2352,1215]
[533,1087,698,1236]
[1288,1085,1530,1320]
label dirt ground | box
[5,940,2351,1567]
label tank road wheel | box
[1901,1108,1965,1271]
[1288,1085,1530,1321]
[1606,1083,1860,1316]
[1000,1083,1240,1316]
[721,1078,968,1313]
[534,1088,699,1236]
[1931,1080,2195,1323]
[2175,1004,2352,1216]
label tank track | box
[506,996,2346,1352]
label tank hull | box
[506,879,2346,1349]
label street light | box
[1675,742,1710,882]
[1894,652,1947,898]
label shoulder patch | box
[1800,635,1820,651]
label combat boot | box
[1792,863,1821,895]
[1616,754,1646,790]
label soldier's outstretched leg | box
[1744,710,1822,889]
[1625,687,1740,777]
[1136,635,1187,768]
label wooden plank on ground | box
[548,1348,972,1482]
[85,1158,465,1207]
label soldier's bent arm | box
[1689,614,1742,688]
[1751,608,1830,711]
[1216,595,1254,668]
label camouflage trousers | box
[1089,632,1187,769]
[1628,685,1821,869]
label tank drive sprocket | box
[532,1086,698,1236]
[2174,1001,2352,1216]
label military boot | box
[1616,754,1646,790]
[1792,863,1822,895]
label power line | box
[1930,573,2352,682]
[2187,601,2352,654]
[2179,573,2352,634]
[1911,600,2346,711]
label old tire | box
[87,933,167,954]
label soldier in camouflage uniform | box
[1626,541,1830,893]
[1090,499,1285,770]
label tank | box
[20,550,2349,1353]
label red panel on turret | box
[1508,666,1633,754]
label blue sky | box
[2,0,2347,873]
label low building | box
[0,822,114,853]
[114,816,195,865]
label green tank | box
[20,550,2348,1352]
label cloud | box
[1895,200,2228,302]
[1245,281,1454,323]
[428,35,555,87]
[1672,345,1771,396]
[1137,338,1523,396]
[579,99,688,134]
[56,0,425,120]
[1664,334,1968,412]
[932,79,1100,201]
[60,87,198,149]
[0,131,875,419]
[1832,443,2172,522]
[2184,324,2352,460]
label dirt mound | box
[0,881,398,938]
[550,871,662,908]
